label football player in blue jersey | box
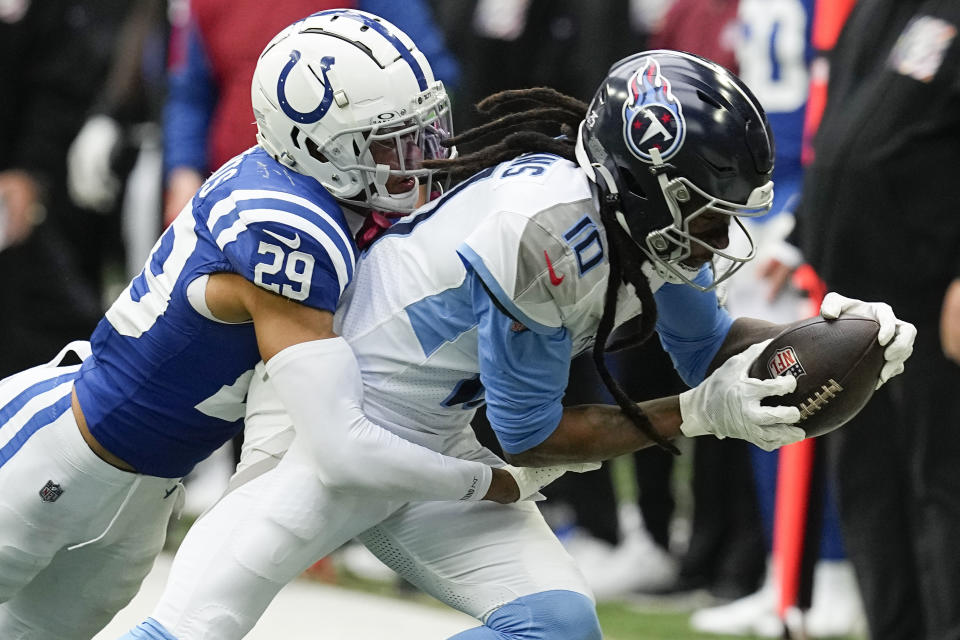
[117,52,916,640]
[0,10,581,640]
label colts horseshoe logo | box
[277,51,336,124]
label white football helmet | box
[252,9,453,213]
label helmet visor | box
[319,83,454,211]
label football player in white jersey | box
[0,10,571,640]
[119,52,916,639]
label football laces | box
[798,379,843,421]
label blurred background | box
[5,1,957,639]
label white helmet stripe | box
[312,9,428,90]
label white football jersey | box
[335,154,644,454]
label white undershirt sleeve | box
[263,337,492,502]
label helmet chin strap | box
[576,121,628,236]
[587,160,634,238]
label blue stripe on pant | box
[0,372,77,467]
[450,590,601,640]
[118,618,179,640]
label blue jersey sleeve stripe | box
[207,189,355,264]
[207,198,354,280]
[214,209,354,295]
[457,244,557,335]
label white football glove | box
[67,115,122,212]
[820,292,917,389]
[679,339,805,452]
[502,462,602,501]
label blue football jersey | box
[737,0,815,212]
[74,147,357,477]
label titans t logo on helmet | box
[622,58,686,163]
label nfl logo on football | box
[767,346,807,378]
[39,480,64,503]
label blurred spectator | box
[648,0,740,70]
[67,0,169,277]
[430,0,654,132]
[0,0,132,378]
[796,2,960,638]
[162,0,459,226]
[687,2,866,637]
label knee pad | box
[485,590,601,640]
[119,618,179,640]
[0,544,39,602]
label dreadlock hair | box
[429,86,679,454]
[592,201,681,455]
[423,87,587,182]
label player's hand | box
[501,462,601,502]
[0,170,44,249]
[67,115,122,212]
[820,292,916,388]
[164,167,204,228]
[679,339,805,451]
[941,279,960,365]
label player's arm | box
[458,217,703,465]
[489,275,804,466]
[163,15,214,225]
[205,268,521,503]
[458,264,682,465]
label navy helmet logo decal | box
[622,58,686,163]
[277,51,336,124]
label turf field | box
[94,547,859,639]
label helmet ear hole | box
[304,137,328,163]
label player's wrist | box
[677,388,713,438]
[484,467,520,504]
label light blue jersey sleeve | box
[654,266,733,386]
[470,269,572,454]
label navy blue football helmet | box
[575,50,775,289]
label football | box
[747,314,886,438]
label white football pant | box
[150,366,592,640]
[0,349,183,640]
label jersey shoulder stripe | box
[206,189,356,295]
[207,189,355,262]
